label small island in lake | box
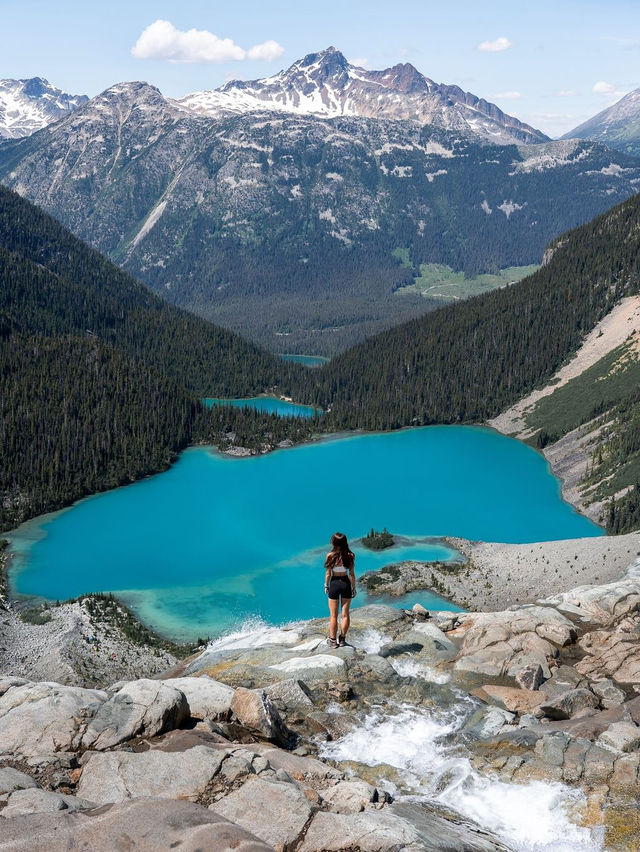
[361,527,395,550]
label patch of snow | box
[498,200,525,218]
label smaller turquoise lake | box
[203,397,319,419]
[279,354,329,368]
[8,427,602,641]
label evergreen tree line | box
[0,186,300,397]
[0,187,309,531]
[292,194,640,430]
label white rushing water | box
[389,655,451,685]
[320,705,603,852]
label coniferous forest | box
[0,186,309,530]
[5,185,640,533]
[292,194,640,430]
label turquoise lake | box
[203,396,319,418]
[278,354,329,367]
[8,427,602,641]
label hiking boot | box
[326,636,338,649]
[338,634,346,647]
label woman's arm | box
[325,557,332,594]
[349,567,356,596]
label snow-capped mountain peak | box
[0,77,88,138]
[175,46,547,145]
[563,88,640,157]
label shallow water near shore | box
[8,426,601,640]
[278,353,329,367]
[203,396,320,418]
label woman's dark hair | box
[325,532,355,569]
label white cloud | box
[477,36,513,53]
[131,20,284,64]
[349,57,370,68]
[247,40,285,61]
[592,80,627,98]
[557,89,577,97]
[593,80,616,94]
[493,91,521,99]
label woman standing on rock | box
[325,532,356,648]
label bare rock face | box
[0,767,38,794]
[230,687,290,746]
[452,608,576,688]
[77,746,226,805]
[162,676,234,721]
[211,777,316,849]
[539,688,600,721]
[80,679,189,750]
[591,679,626,708]
[515,663,544,691]
[264,678,314,710]
[472,685,544,715]
[319,779,378,814]
[1,788,96,818]
[598,721,640,753]
[0,681,106,757]
[0,797,273,851]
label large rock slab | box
[77,745,225,804]
[265,678,314,710]
[211,777,315,849]
[540,688,599,721]
[472,685,544,715]
[0,797,272,850]
[452,608,578,689]
[162,676,234,720]
[319,779,378,813]
[0,677,30,697]
[576,623,640,685]
[299,808,422,851]
[0,682,106,757]
[0,767,37,794]
[599,722,640,753]
[270,654,346,679]
[251,746,343,787]
[230,687,289,746]
[80,679,189,750]
[1,788,96,818]
[300,802,511,852]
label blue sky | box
[2,0,639,136]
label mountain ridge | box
[0,77,88,139]
[176,46,548,145]
[563,88,640,157]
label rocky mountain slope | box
[0,77,87,139]
[178,47,547,145]
[1,75,638,353]
[564,89,640,158]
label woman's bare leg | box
[328,597,339,639]
[341,598,352,638]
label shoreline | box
[3,421,631,658]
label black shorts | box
[328,576,353,600]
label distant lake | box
[279,354,329,367]
[7,427,601,641]
[203,396,320,419]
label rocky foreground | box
[2,559,640,850]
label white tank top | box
[332,559,348,575]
